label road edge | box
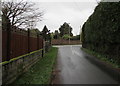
[81,48,120,84]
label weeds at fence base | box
[13,47,58,84]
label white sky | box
[3,0,120,35]
[5,0,101,35]
[35,1,98,35]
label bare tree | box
[2,0,43,29]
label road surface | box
[53,45,119,84]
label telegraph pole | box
[69,27,70,44]
[68,23,70,44]
[80,25,81,42]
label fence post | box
[42,39,44,57]
[6,19,11,61]
[28,28,30,53]
[37,34,39,50]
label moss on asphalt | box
[13,47,58,84]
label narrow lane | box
[53,45,119,84]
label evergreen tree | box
[59,22,73,37]
[53,30,59,39]
[42,25,49,41]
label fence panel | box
[2,29,43,62]
[30,37,38,52]
[2,31,8,61]
[51,39,81,45]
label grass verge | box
[81,48,120,68]
[13,47,58,84]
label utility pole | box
[80,25,81,42]
[68,23,70,44]
[69,27,70,44]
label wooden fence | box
[2,28,43,62]
[51,39,81,45]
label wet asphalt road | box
[53,45,119,84]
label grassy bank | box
[82,48,120,68]
[13,47,58,84]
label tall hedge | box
[82,2,120,63]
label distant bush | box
[62,34,71,40]
[82,2,120,63]
[70,35,80,40]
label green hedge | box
[82,2,120,63]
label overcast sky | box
[14,0,100,35]
[34,1,98,35]
[5,0,119,35]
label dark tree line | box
[59,22,73,37]
[2,0,43,29]
[41,25,51,41]
[52,22,78,40]
[82,2,120,64]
